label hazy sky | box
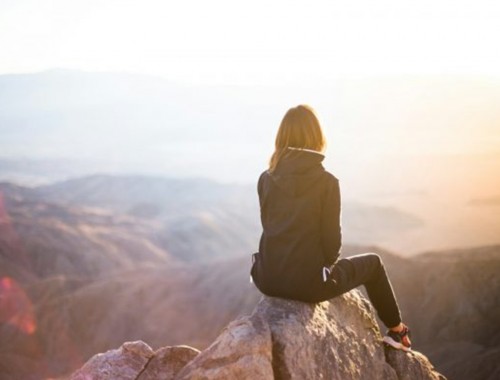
[1,0,500,85]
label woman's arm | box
[321,175,342,267]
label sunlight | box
[0,0,500,85]
[0,276,36,334]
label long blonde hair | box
[268,104,327,174]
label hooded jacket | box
[250,147,342,302]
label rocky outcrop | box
[67,289,446,380]
[175,289,445,380]
[68,341,200,380]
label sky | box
[1,0,500,85]
[0,0,499,170]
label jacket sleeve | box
[321,176,342,267]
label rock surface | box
[385,348,447,380]
[67,341,200,380]
[137,346,200,380]
[175,289,445,380]
[67,289,446,380]
[68,341,155,380]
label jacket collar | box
[274,147,325,175]
[269,147,326,197]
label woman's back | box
[252,147,342,302]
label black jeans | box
[324,252,402,329]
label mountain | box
[2,238,499,379]
[0,175,424,262]
[0,175,262,263]
[1,69,499,256]
[0,255,261,379]
[0,185,174,280]
[1,179,499,380]
[393,245,500,380]
[343,244,500,380]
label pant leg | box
[325,252,402,328]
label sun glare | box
[0,0,499,85]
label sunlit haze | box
[1,0,500,85]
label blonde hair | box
[268,104,327,174]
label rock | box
[385,348,447,380]
[68,340,155,380]
[175,289,447,380]
[67,341,200,380]
[137,345,201,380]
[174,312,274,380]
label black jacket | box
[250,147,342,302]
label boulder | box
[138,346,201,380]
[67,341,200,380]
[175,289,446,380]
[68,340,155,380]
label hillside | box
[0,175,424,262]
[0,180,499,379]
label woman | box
[250,104,412,352]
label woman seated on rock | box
[250,104,412,352]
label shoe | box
[382,323,412,351]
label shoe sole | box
[382,336,411,352]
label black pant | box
[324,253,402,329]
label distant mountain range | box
[1,69,499,256]
[0,174,424,262]
[1,69,499,185]
[355,244,500,380]
[0,175,499,380]
[0,68,288,183]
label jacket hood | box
[270,148,326,197]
